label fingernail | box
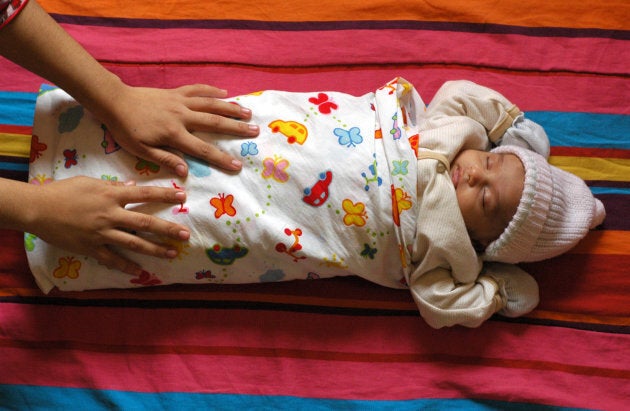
[175,164,187,177]
[178,230,190,240]
[241,107,252,116]
[231,159,242,169]
[175,191,186,201]
[248,124,259,134]
[166,249,178,259]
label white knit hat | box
[483,145,606,263]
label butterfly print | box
[392,159,409,176]
[241,141,259,156]
[29,135,47,163]
[308,93,338,114]
[63,149,78,168]
[195,269,216,280]
[53,256,81,279]
[135,158,160,175]
[360,243,377,259]
[342,199,367,227]
[262,156,290,183]
[391,185,413,226]
[334,127,363,148]
[210,193,236,218]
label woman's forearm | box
[0,0,124,119]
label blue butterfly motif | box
[240,141,259,156]
[392,159,409,176]
[334,127,363,147]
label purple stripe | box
[50,14,629,40]
[588,180,630,189]
[0,169,27,182]
[596,194,630,231]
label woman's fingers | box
[117,183,187,206]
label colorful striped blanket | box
[1,1,628,409]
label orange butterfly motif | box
[210,193,236,218]
[342,199,367,227]
[391,185,413,226]
[53,256,81,279]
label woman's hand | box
[101,83,259,177]
[24,176,191,275]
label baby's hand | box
[483,262,540,317]
[26,176,190,275]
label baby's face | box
[451,150,524,248]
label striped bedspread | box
[1,1,628,409]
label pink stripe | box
[137,66,629,114]
[1,306,628,409]
[2,59,627,114]
[62,25,629,76]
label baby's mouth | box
[451,166,460,188]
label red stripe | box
[551,146,630,159]
[525,253,630,318]
[0,125,32,134]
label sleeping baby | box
[26,78,605,328]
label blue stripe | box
[0,161,28,171]
[590,186,630,195]
[0,385,591,411]
[1,94,627,151]
[0,91,37,127]
[527,112,630,150]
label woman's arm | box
[0,0,259,176]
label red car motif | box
[303,170,333,207]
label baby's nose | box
[466,166,485,186]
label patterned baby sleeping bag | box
[27,78,423,292]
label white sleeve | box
[419,80,523,153]
[409,267,504,328]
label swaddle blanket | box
[27,78,422,293]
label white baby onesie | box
[27,78,422,293]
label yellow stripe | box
[0,133,31,158]
[549,156,630,182]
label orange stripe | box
[38,0,630,30]
[569,230,630,256]
[0,287,418,310]
[528,309,630,327]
